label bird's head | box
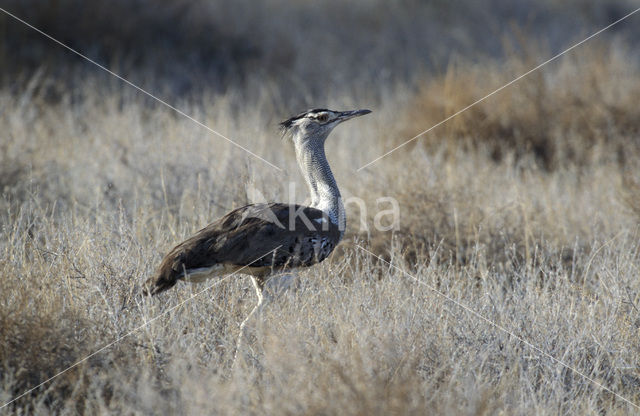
[280,108,371,146]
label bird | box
[144,108,371,359]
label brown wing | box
[145,203,341,295]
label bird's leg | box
[263,271,298,302]
[232,276,264,369]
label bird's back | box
[145,203,341,295]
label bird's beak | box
[336,109,372,122]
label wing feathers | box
[144,203,340,295]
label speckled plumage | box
[146,203,340,295]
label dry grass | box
[394,40,640,170]
[2,36,640,415]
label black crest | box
[279,108,330,131]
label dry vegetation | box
[2,1,640,414]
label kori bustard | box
[144,108,371,345]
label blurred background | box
[1,0,638,106]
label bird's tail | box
[142,270,179,296]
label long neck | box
[295,141,345,231]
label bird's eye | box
[317,113,329,122]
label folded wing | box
[145,203,341,295]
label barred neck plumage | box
[283,108,370,234]
[294,139,345,232]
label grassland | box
[2,1,640,414]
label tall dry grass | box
[2,39,640,415]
